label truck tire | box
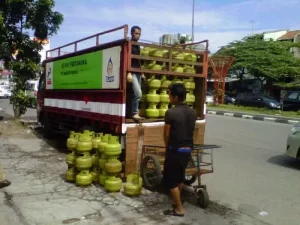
[42,113,53,139]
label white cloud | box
[52,0,300,53]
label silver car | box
[206,92,213,104]
[286,124,300,159]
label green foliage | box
[0,0,63,119]
[179,36,186,44]
[215,34,300,82]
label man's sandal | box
[0,180,11,189]
[163,208,184,217]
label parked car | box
[0,85,12,98]
[206,91,213,104]
[224,94,235,104]
[25,79,39,108]
[206,91,235,105]
[286,123,300,159]
[234,93,280,109]
[282,90,300,111]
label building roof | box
[263,29,288,34]
[278,30,300,40]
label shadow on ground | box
[32,127,69,154]
[267,155,300,170]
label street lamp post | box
[251,20,254,34]
[192,0,195,43]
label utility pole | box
[192,0,195,43]
[251,20,254,34]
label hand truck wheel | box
[197,189,209,209]
[141,155,162,191]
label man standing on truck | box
[130,25,144,120]
[163,83,197,217]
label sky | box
[50,0,300,53]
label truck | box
[37,24,209,178]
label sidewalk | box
[207,108,300,125]
[0,124,266,225]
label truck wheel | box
[42,114,53,139]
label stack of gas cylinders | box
[64,130,142,196]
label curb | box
[207,110,300,125]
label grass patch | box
[207,104,300,118]
[0,120,31,136]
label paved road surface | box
[0,98,36,120]
[1,98,299,224]
[204,115,299,225]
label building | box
[159,33,192,45]
[263,29,288,41]
[277,30,300,58]
[263,29,300,58]
[158,33,207,51]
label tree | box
[0,0,63,119]
[215,34,300,85]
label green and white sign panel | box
[46,46,121,90]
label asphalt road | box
[0,98,36,120]
[1,98,299,225]
[204,114,299,225]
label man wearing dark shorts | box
[163,83,197,217]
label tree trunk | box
[239,68,245,84]
[13,105,21,119]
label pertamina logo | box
[106,57,114,82]
[47,67,52,85]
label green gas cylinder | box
[172,64,184,73]
[159,76,171,117]
[105,176,122,192]
[76,170,92,186]
[91,152,100,168]
[124,173,143,196]
[141,47,151,56]
[183,65,196,74]
[99,170,108,186]
[98,134,111,154]
[65,167,77,182]
[92,133,103,150]
[183,77,196,107]
[66,131,79,151]
[66,151,76,167]
[183,77,195,90]
[105,158,122,174]
[184,53,197,62]
[76,134,93,153]
[146,76,161,118]
[90,168,100,183]
[76,152,92,170]
[104,136,122,158]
